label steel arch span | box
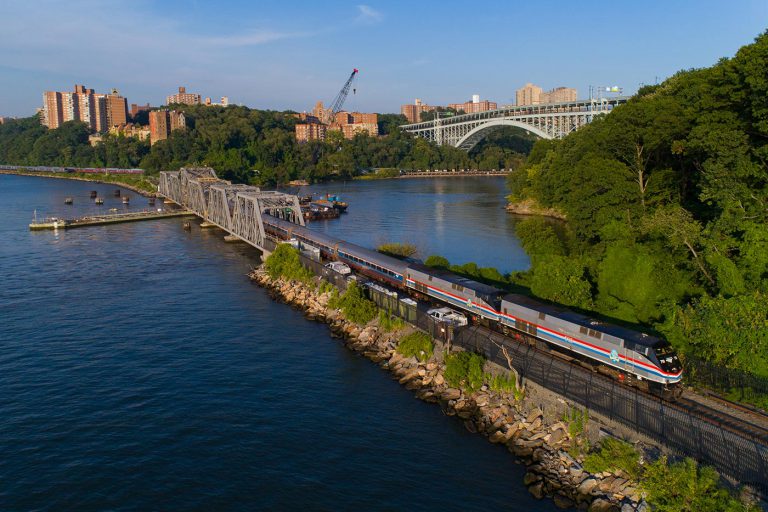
[400,97,628,150]
[455,119,551,151]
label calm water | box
[304,177,530,273]
[0,175,553,511]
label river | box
[304,176,530,274]
[0,174,553,511]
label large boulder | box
[528,482,544,500]
[589,499,618,512]
[577,478,598,496]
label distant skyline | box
[1,0,766,117]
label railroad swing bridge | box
[158,167,304,252]
[400,97,629,150]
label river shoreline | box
[0,170,156,197]
[249,267,647,512]
[506,199,567,220]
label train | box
[262,215,683,395]
[0,165,144,175]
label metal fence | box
[292,251,768,494]
[452,326,768,494]
[684,355,768,407]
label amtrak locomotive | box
[263,216,683,393]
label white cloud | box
[204,30,312,47]
[355,4,383,24]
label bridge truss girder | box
[157,168,304,252]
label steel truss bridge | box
[158,167,304,252]
[400,97,629,150]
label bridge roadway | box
[401,97,629,150]
[157,167,304,253]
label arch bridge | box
[158,167,304,253]
[400,97,629,150]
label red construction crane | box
[325,68,358,124]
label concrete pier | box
[29,210,195,230]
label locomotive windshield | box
[654,342,681,372]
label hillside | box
[506,32,768,384]
[0,106,528,186]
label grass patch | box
[397,331,434,361]
[562,406,590,458]
[317,280,335,295]
[264,243,314,284]
[377,242,417,259]
[444,351,485,392]
[487,372,516,393]
[378,310,406,332]
[584,437,642,480]
[328,281,377,325]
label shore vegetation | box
[0,110,530,186]
[264,243,314,284]
[396,331,434,361]
[377,242,418,259]
[502,32,768,388]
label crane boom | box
[325,68,358,124]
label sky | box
[0,0,766,117]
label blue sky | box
[0,0,765,117]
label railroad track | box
[673,397,768,444]
[474,324,768,447]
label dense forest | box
[0,107,531,186]
[506,33,768,381]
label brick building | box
[149,109,186,145]
[296,103,378,142]
[400,98,435,123]
[166,86,201,106]
[539,87,577,104]
[448,95,497,113]
[516,84,577,105]
[130,103,152,118]
[41,84,127,132]
[295,122,327,142]
[515,83,543,106]
[109,123,151,142]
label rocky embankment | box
[506,198,567,220]
[249,268,648,512]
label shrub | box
[378,310,405,332]
[424,255,450,270]
[641,457,756,512]
[317,280,335,295]
[377,242,417,259]
[444,351,486,392]
[584,437,642,480]
[397,332,434,361]
[329,281,377,325]
[264,243,314,283]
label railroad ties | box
[158,167,304,252]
